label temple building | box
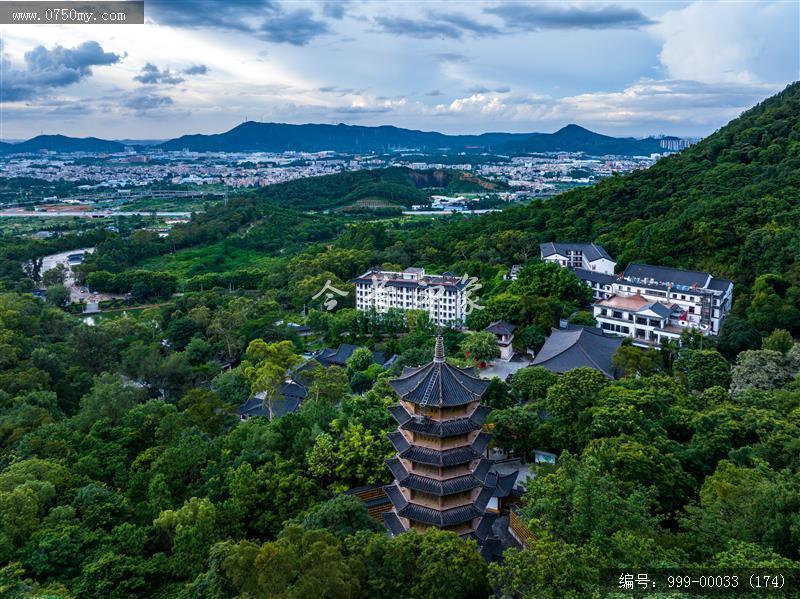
[382,335,498,543]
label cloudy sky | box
[0,0,798,140]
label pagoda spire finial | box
[433,327,445,363]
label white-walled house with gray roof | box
[354,267,468,327]
[539,241,733,346]
[540,242,616,275]
[593,263,733,346]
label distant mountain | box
[0,135,127,154]
[115,139,164,146]
[500,124,676,156]
[0,123,682,157]
[158,122,531,153]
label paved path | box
[478,355,533,381]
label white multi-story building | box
[354,267,468,326]
[592,263,733,347]
[540,242,616,275]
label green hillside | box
[251,167,505,211]
[0,84,799,598]
[402,82,799,276]
[371,82,800,345]
[67,83,800,353]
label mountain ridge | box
[0,123,680,156]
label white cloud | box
[652,0,799,84]
[0,1,796,138]
[440,94,507,113]
[428,79,784,136]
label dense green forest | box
[0,83,798,597]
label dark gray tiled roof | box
[389,361,491,407]
[413,474,481,496]
[237,395,301,420]
[382,511,406,536]
[385,457,409,482]
[484,321,516,336]
[279,381,307,401]
[572,268,616,285]
[387,431,411,454]
[471,431,492,456]
[479,537,505,562]
[622,263,711,289]
[393,432,491,467]
[400,413,483,437]
[531,326,623,379]
[399,501,483,527]
[471,405,492,425]
[388,404,412,426]
[707,277,733,292]
[485,470,519,498]
[404,418,481,437]
[401,444,476,467]
[643,302,674,318]
[540,242,613,262]
[472,458,492,483]
[313,343,393,368]
[473,484,495,512]
[386,457,485,496]
[384,483,408,510]
[474,512,497,543]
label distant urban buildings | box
[354,267,468,326]
[541,242,733,347]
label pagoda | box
[382,334,498,541]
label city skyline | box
[1,0,798,139]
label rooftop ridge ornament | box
[433,326,445,363]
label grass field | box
[139,241,286,280]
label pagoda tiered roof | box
[384,483,495,527]
[388,354,490,407]
[387,431,492,466]
[382,334,500,545]
[388,404,491,437]
[386,457,492,496]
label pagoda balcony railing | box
[401,400,473,421]
[406,429,478,450]
[404,459,474,480]
[400,482,477,506]
[405,487,479,510]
